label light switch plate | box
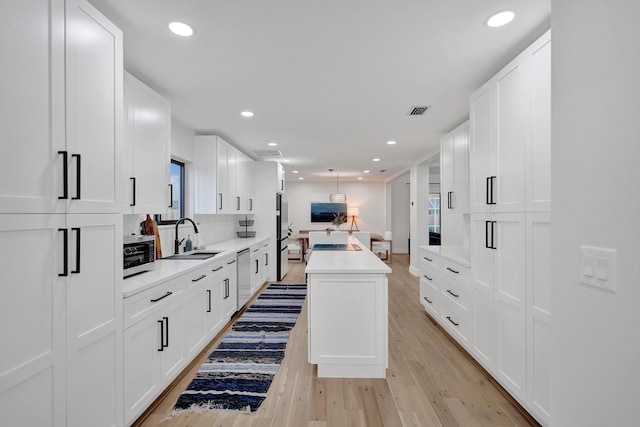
[580,245,616,292]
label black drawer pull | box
[212,266,223,272]
[446,316,459,326]
[58,151,68,200]
[71,153,81,200]
[207,289,212,312]
[446,289,459,298]
[150,291,172,303]
[157,319,164,351]
[253,248,259,253]
[423,275,432,281]
[192,274,207,282]
[446,267,459,274]
[423,296,433,304]
[227,260,236,265]
[423,256,432,262]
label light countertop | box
[123,236,270,298]
[305,238,392,274]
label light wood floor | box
[134,255,537,427]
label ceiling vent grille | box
[407,105,431,116]
[254,150,283,158]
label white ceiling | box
[90,0,550,182]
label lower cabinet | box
[123,279,185,425]
[222,257,238,319]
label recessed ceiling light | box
[358,177,363,180]
[485,10,515,28]
[292,170,299,174]
[241,111,254,117]
[373,158,380,162]
[282,159,290,162]
[268,142,277,146]
[168,21,194,37]
[387,140,397,145]
[364,170,370,173]
[298,177,304,180]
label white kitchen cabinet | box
[0,2,124,426]
[471,212,526,400]
[0,0,123,215]
[0,215,66,427]
[123,278,185,426]
[526,213,551,424]
[222,257,239,320]
[470,31,550,215]
[184,267,217,358]
[441,121,470,213]
[250,241,271,295]
[65,213,123,427]
[194,136,255,214]
[276,162,286,193]
[123,72,171,215]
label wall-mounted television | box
[310,202,347,223]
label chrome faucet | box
[174,217,199,254]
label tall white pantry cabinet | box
[469,31,551,424]
[0,1,124,426]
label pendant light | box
[328,169,347,203]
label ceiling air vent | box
[254,150,283,158]
[407,105,431,116]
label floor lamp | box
[348,207,359,231]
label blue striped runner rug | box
[173,283,307,413]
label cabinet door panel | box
[452,122,470,212]
[494,64,527,212]
[194,136,218,214]
[441,134,455,212]
[0,0,66,214]
[66,213,122,427]
[216,140,228,212]
[65,0,123,214]
[185,283,209,356]
[0,214,65,426]
[469,86,494,212]
[160,302,186,384]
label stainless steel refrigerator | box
[276,193,289,280]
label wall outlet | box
[580,245,616,293]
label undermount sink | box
[163,251,221,260]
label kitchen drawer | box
[124,278,184,329]
[420,268,439,290]
[440,278,470,311]
[440,258,471,283]
[439,297,471,346]
[420,251,439,270]
[419,278,439,317]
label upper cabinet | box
[0,0,123,214]
[470,32,551,214]
[123,72,171,215]
[441,121,470,213]
[194,136,255,214]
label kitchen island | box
[305,239,392,378]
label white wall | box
[551,2,640,426]
[286,181,386,235]
[388,172,410,253]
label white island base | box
[306,240,391,379]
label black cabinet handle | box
[218,193,223,210]
[486,177,491,205]
[224,278,229,299]
[485,221,491,249]
[423,275,432,281]
[130,177,136,206]
[58,151,68,200]
[423,256,432,262]
[163,316,169,348]
[253,248,259,253]
[168,184,173,208]
[489,176,497,205]
[423,296,433,304]
[207,289,212,312]
[448,191,454,209]
[446,267,459,274]
[71,154,81,200]
[158,319,164,351]
[236,196,240,211]
[491,221,497,249]
[249,198,253,211]
[227,260,236,265]
[446,316,459,326]
[192,274,206,282]
[255,259,259,274]
[265,253,268,266]
[59,228,68,277]
[280,179,284,191]
[71,227,81,274]
[446,289,459,298]
[150,291,172,303]
[212,266,223,272]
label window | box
[156,160,185,225]
[428,193,441,246]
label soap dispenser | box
[185,234,193,252]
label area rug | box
[173,283,307,413]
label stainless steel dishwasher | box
[236,248,251,311]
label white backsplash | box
[123,214,254,256]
